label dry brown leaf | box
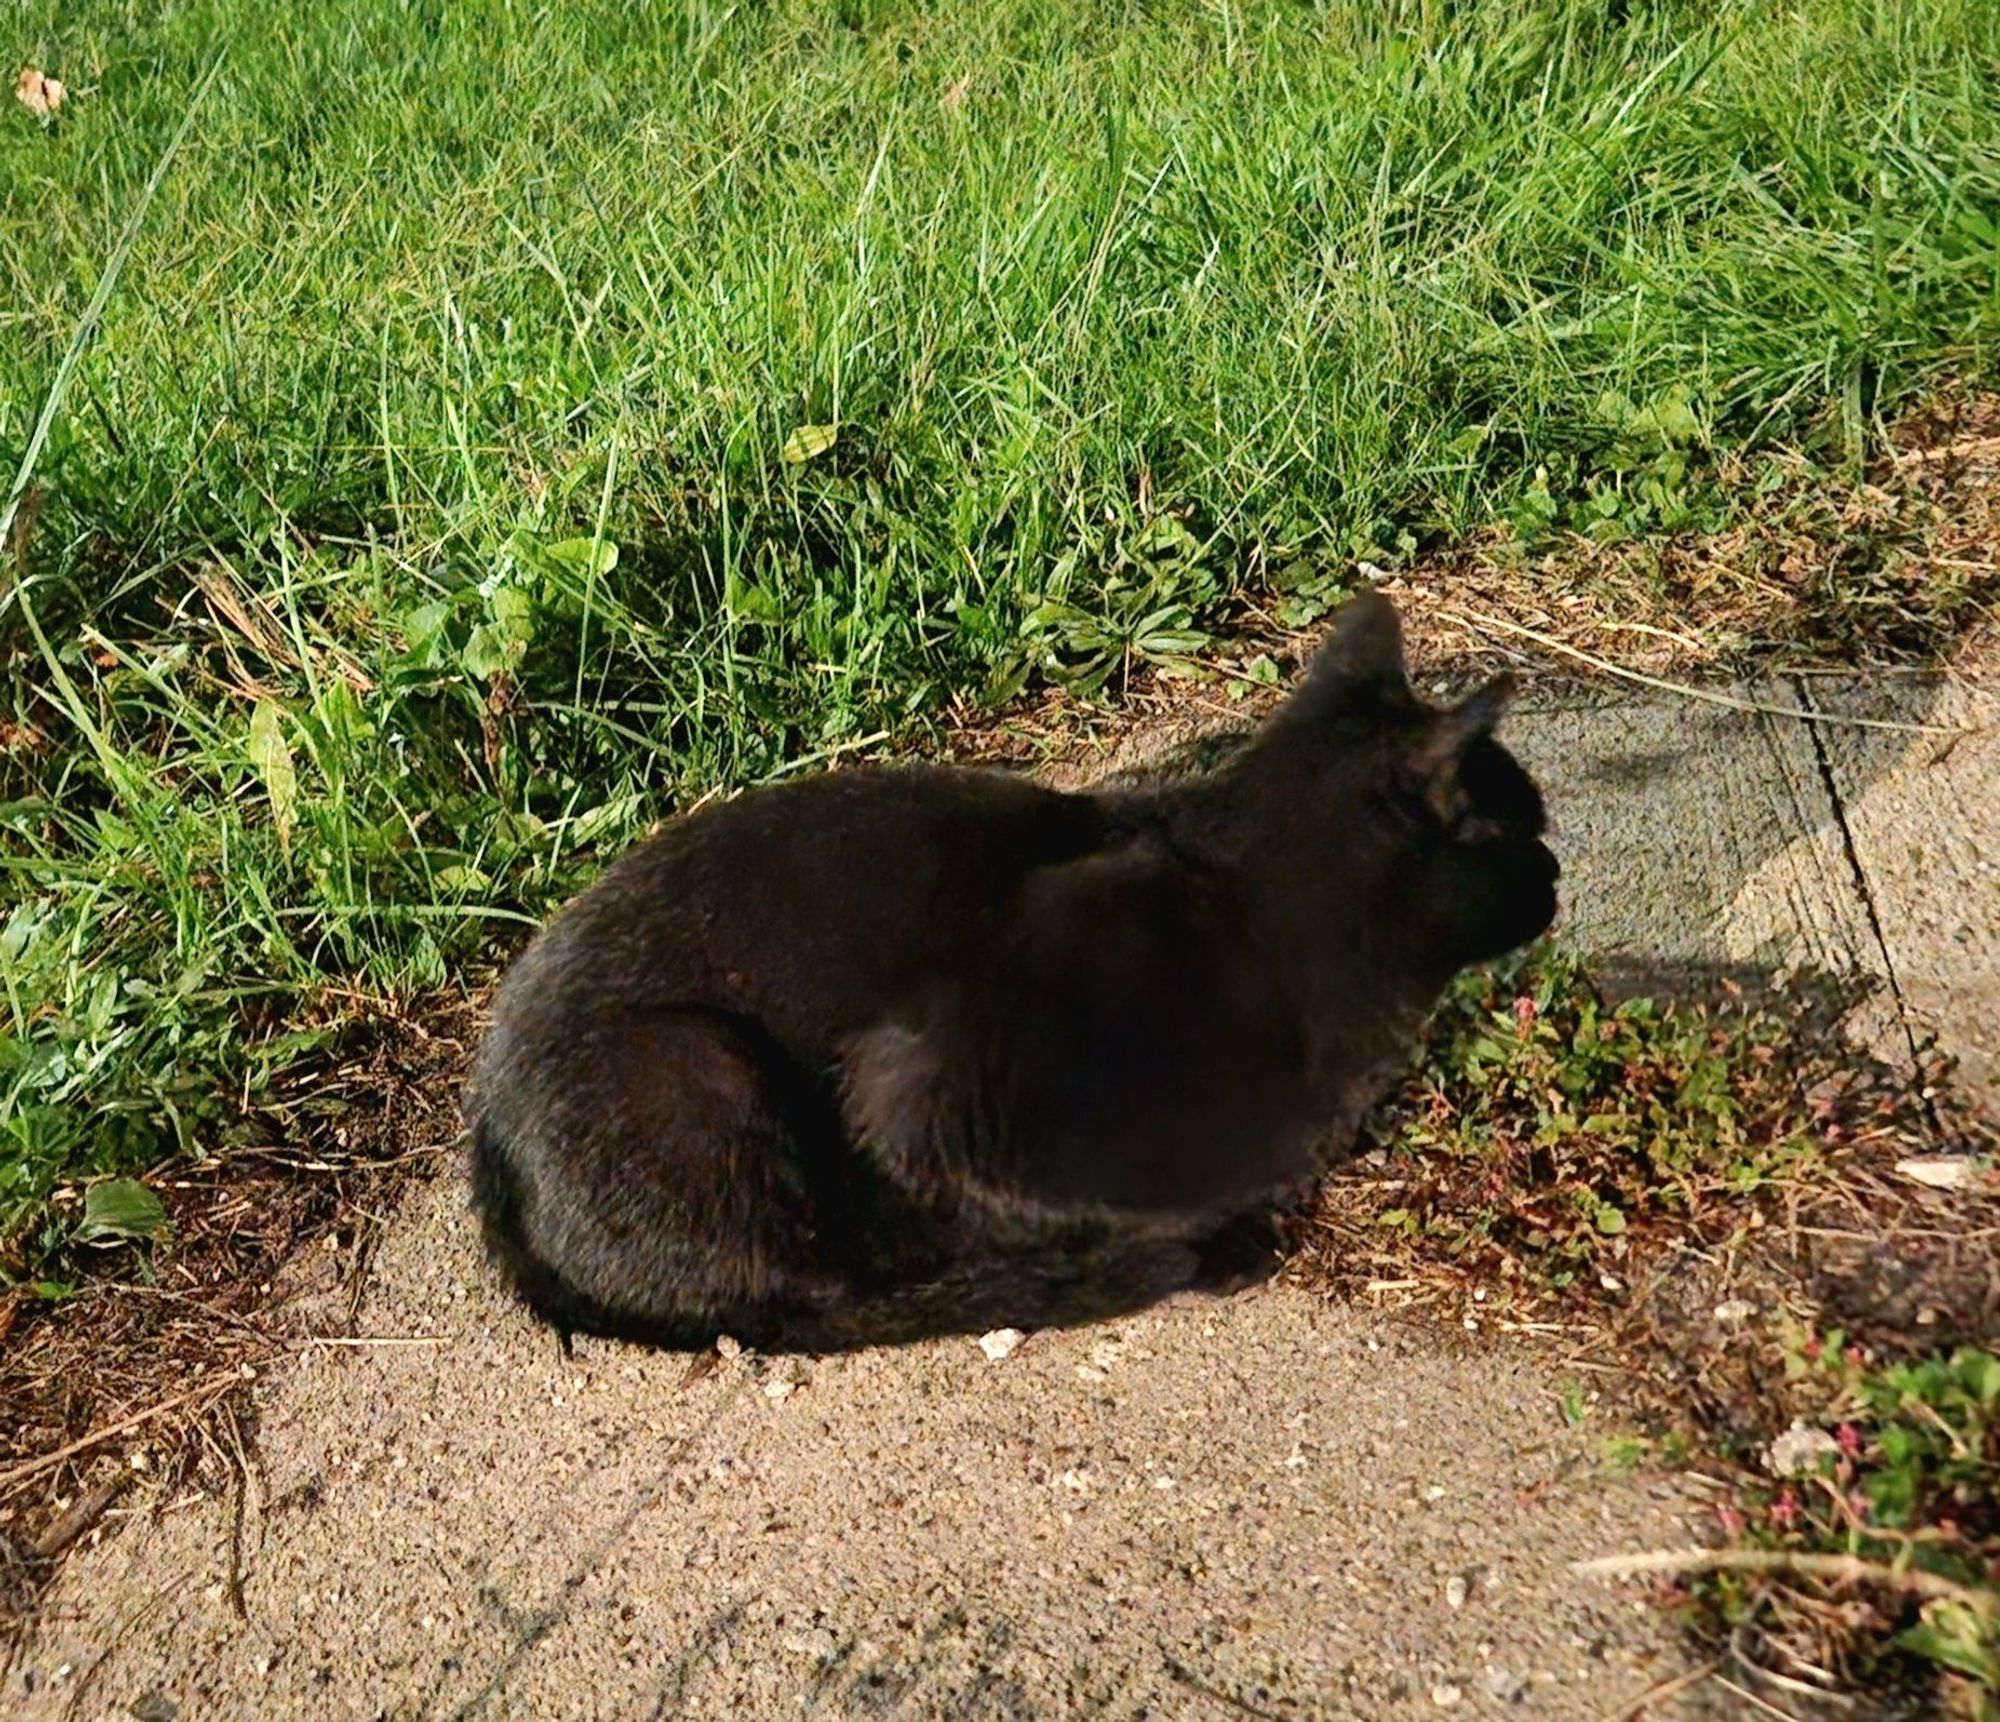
[15,66,66,119]
[940,73,972,115]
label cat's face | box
[1237,591,1558,973]
[1413,723,1559,964]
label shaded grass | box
[4,0,2000,1254]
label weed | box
[1296,947,2000,1706]
[1299,948,1852,1310]
[1691,1339,2000,1704]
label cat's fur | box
[465,593,1557,1352]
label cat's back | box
[494,761,1112,1048]
[609,759,1107,929]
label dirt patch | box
[0,995,474,1642]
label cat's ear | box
[1405,673,1517,823]
[1435,672,1515,749]
[1286,591,1414,720]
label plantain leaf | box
[78,1178,169,1245]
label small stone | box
[1484,1667,1527,1704]
[1424,1484,1447,1502]
[1766,1422,1840,1479]
[759,1358,807,1401]
[1713,1299,1755,1325]
[714,1334,742,1360]
[132,1693,180,1722]
[780,1625,840,1661]
[1896,1154,1988,1191]
[1445,1574,1469,1610]
[1059,1469,1092,1493]
[978,1328,1025,1361]
[1431,1682,1463,1707]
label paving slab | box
[1800,673,2000,1097]
[15,675,1996,1720]
[14,1201,1694,1720]
[1511,689,1877,971]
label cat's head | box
[1227,590,1558,972]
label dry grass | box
[0,994,473,1647]
[948,390,2000,772]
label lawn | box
[3,0,1998,1263]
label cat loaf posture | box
[466,592,1557,1353]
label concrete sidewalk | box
[15,672,1996,1720]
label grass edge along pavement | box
[7,0,2000,1269]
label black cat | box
[465,592,1557,1352]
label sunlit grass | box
[3,0,1997,1258]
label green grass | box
[3,0,1999,1262]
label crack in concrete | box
[1790,674,1941,1132]
[440,1377,755,1721]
